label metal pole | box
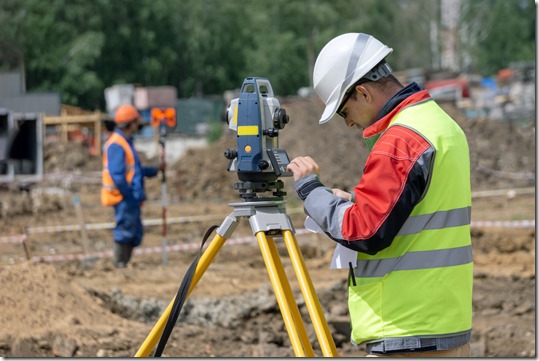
[160,126,168,265]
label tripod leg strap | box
[153,225,218,357]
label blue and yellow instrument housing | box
[226,77,290,183]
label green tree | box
[176,0,252,96]
[0,0,535,110]
[1,0,106,107]
[462,0,535,75]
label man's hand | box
[287,156,320,181]
[332,188,352,201]
[158,162,166,172]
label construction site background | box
[0,79,534,355]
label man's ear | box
[356,84,373,103]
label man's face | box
[135,117,144,131]
[337,87,376,129]
[127,117,142,132]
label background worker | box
[287,33,473,357]
[101,104,164,268]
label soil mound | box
[0,262,139,356]
[44,141,101,173]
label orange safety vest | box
[101,132,135,206]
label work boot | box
[113,242,134,268]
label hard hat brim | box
[319,97,340,124]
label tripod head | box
[224,77,293,200]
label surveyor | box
[287,33,473,357]
[101,104,164,268]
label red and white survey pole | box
[151,107,177,266]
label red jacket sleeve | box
[342,125,431,240]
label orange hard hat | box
[114,104,141,124]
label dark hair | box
[338,77,371,110]
[365,74,402,89]
[116,120,133,129]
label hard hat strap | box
[364,62,393,82]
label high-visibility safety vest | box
[101,132,135,206]
[349,98,473,346]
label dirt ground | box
[0,96,535,357]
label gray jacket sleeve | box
[294,174,353,240]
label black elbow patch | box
[334,236,394,255]
[297,179,325,201]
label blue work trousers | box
[113,199,143,247]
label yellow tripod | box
[135,198,338,357]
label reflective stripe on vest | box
[397,206,471,236]
[101,132,135,206]
[348,99,473,346]
[355,244,472,278]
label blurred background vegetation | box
[0,0,535,110]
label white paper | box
[304,217,357,269]
[330,243,358,269]
[304,216,324,234]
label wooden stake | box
[20,226,31,261]
[73,195,91,254]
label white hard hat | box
[313,33,393,124]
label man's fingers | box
[296,156,319,173]
[290,156,318,169]
[287,156,320,182]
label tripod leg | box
[135,232,229,356]
[282,230,339,357]
[256,232,315,357]
[266,235,315,356]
